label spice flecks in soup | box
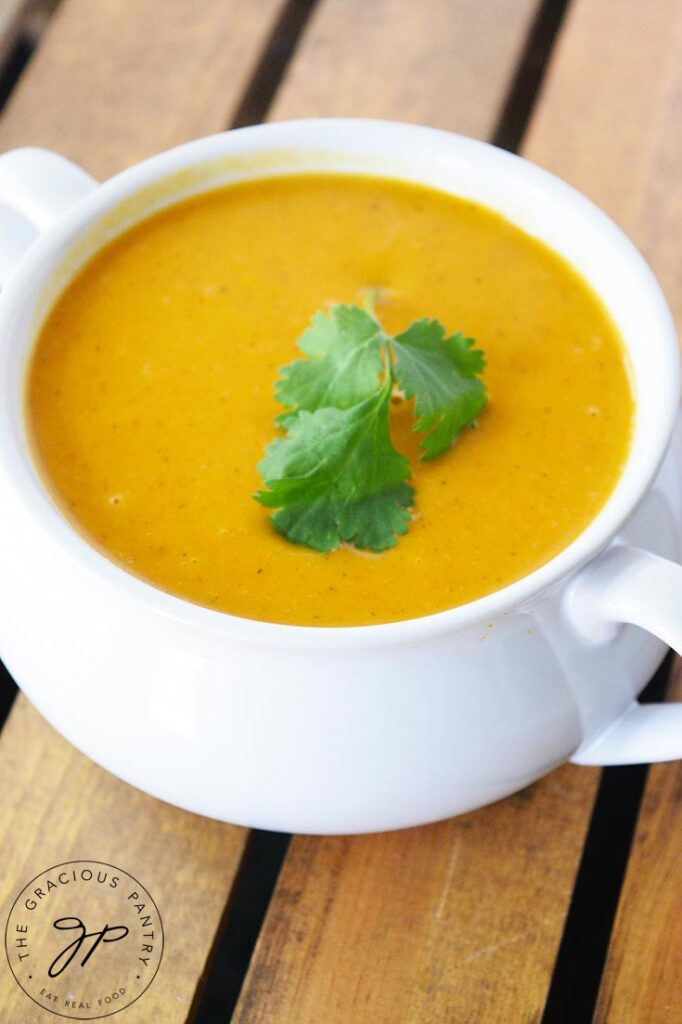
[27,173,633,625]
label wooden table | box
[0,1,681,1021]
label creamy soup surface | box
[27,173,634,626]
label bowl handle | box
[566,544,682,764]
[0,147,96,283]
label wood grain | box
[594,668,682,1024]
[0,0,287,179]
[0,0,288,1021]
[235,769,596,1024]
[0,700,247,1023]
[523,0,682,330]
[271,0,539,137]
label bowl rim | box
[1,117,679,649]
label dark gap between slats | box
[229,0,318,128]
[492,0,572,152]
[0,660,18,731]
[0,32,39,734]
[540,654,674,1024]
[0,32,33,108]
[187,830,291,1024]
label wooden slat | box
[270,0,539,137]
[236,769,596,1024]
[0,701,246,1023]
[0,1,288,1020]
[595,673,682,1023]
[233,3,610,1022]
[0,0,286,178]
[524,0,682,330]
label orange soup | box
[27,173,634,625]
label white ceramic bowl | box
[0,120,681,834]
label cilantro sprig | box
[255,302,487,552]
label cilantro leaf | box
[255,381,413,552]
[391,319,487,459]
[275,304,384,421]
[255,303,488,553]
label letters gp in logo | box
[4,860,164,1020]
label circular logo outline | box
[4,859,164,1020]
